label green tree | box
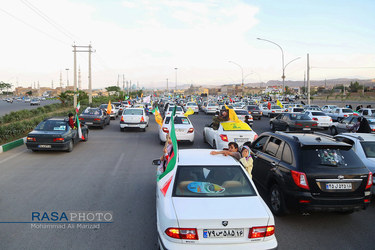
[348,81,362,92]
[105,86,121,96]
[26,91,33,96]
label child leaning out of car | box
[239,146,253,178]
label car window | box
[123,109,143,115]
[294,108,304,112]
[264,137,282,157]
[82,109,102,115]
[341,117,352,123]
[282,143,293,164]
[301,148,361,169]
[290,114,311,120]
[164,116,190,125]
[35,120,68,131]
[251,136,269,151]
[363,110,369,115]
[342,109,353,113]
[234,110,248,115]
[361,142,375,158]
[311,112,326,116]
[173,165,256,197]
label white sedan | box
[166,106,185,116]
[262,105,284,118]
[234,109,253,126]
[185,102,199,113]
[155,149,277,250]
[159,115,194,144]
[304,111,333,129]
[120,108,149,132]
[203,121,258,150]
[205,103,219,115]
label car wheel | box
[107,119,110,125]
[67,140,74,152]
[203,131,207,143]
[269,184,287,216]
[213,140,217,149]
[268,113,271,118]
[142,128,146,132]
[258,116,261,120]
[31,149,38,152]
[120,127,125,132]
[330,126,338,135]
[82,130,88,141]
[160,140,165,145]
[270,123,275,131]
[100,123,104,129]
[285,126,290,132]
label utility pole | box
[78,66,82,90]
[166,78,169,94]
[307,53,311,105]
[175,67,178,92]
[60,71,63,89]
[65,68,69,87]
[126,81,129,96]
[117,74,120,88]
[303,71,306,95]
[122,75,125,92]
[51,80,53,89]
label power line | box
[0,7,70,46]
[20,0,79,41]
[311,66,375,69]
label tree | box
[348,81,362,92]
[26,91,33,96]
[105,86,121,96]
[57,91,71,105]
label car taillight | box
[219,134,228,142]
[372,129,375,132]
[121,116,124,122]
[253,134,258,141]
[188,128,194,133]
[94,118,101,121]
[291,170,309,190]
[330,118,332,122]
[53,138,64,142]
[27,137,36,142]
[312,117,318,121]
[140,116,145,122]
[249,226,275,238]
[79,118,84,121]
[366,172,373,190]
[312,123,317,126]
[344,114,348,117]
[248,111,252,114]
[272,110,275,113]
[165,228,198,240]
[295,123,302,126]
[162,127,169,133]
[260,111,263,115]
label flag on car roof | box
[276,99,283,108]
[225,104,240,123]
[157,106,178,196]
[152,106,163,127]
[184,107,194,117]
[107,100,112,115]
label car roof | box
[273,132,351,147]
[178,149,239,166]
[336,133,375,142]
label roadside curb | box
[0,137,27,154]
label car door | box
[336,116,353,133]
[204,124,215,148]
[272,114,282,129]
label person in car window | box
[240,145,253,177]
[68,113,75,129]
[210,142,241,160]
[212,109,229,130]
[159,134,173,173]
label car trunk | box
[174,124,191,139]
[294,120,317,130]
[29,131,65,143]
[172,197,271,243]
[123,115,142,123]
[79,115,97,123]
[224,131,255,146]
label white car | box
[120,108,149,132]
[165,106,185,116]
[203,121,258,150]
[159,115,194,144]
[99,104,118,119]
[30,98,40,106]
[304,111,333,129]
[328,108,354,121]
[234,109,253,126]
[284,107,304,113]
[156,149,278,250]
[185,102,199,113]
[321,105,338,113]
[334,133,375,194]
[358,108,375,117]
[262,105,284,118]
[205,103,219,115]
[24,98,31,103]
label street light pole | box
[174,68,178,96]
[257,38,285,94]
[65,68,69,88]
[228,61,244,95]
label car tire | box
[285,126,290,132]
[120,127,125,132]
[31,149,38,152]
[160,140,165,145]
[270,123,275,131]
[203,131,207,143]
[330,126,338,135]
[82,130,88,142]
[190,140,194,145]
[269,184,287,216]
[213,139,217,149]
[107,119,110,125]
[100,123,104,129]
[258,116,261,120]
[67,140,74,152]
[142,128,146,132]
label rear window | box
[290,114,311,120]
[235,110,248,115]
[123,109,143,115]
[164,116,190,125]
[293,108,304,112]
[342,109,353,113]
[301,148,361,169]
[248,106,260,110]
[208,104,217,107]
[99,104,108,109]
[82,109,102,115]
[169,106,183,111]
[361,142,375,158]
[271,105,282,109]
[173,165,256,197]
[35,120,67,131]
[311,112,326,116]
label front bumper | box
[26,141,70,151]
[120,121,147,129]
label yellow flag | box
[154,107,163,127]
[107,100,112,115]
[184,107,194,117]
[225,104,240,123]
[141,93,143,98]
[276,99,283,108]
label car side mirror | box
[152,159,161,165]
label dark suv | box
[249,131,373,215]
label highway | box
[0,99,60,117]
[0,111,373,249]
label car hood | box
[172,196,271,228]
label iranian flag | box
[75,102,85,140]
[157,106,178,196]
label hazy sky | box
[0,0,374,90]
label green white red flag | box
[75,102,84,140]
[157,106,178,196]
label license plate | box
[38,145,51,148]
[234,138,248,143]
[176,129,185,132]
[326,183,352,190]
[85,122,93,125]
[320,123,329,126]
[203,228,244,238]
[303,128,311,130]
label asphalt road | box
[0,99,60,117]
[0,111,373,249]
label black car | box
[270,113,318,132]
[26,117,89,152]
[246,105,262,120]
[249,132,372,215]
[79,108,110,129]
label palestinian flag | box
[157,106,178,196]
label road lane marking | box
[0,149,27,165]
[111,152,125,176]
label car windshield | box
[302,148,360,168]
[342,109,353,113]
[35,120,68,131]
[311,112,326,116]
[173,165,256,197]
[82,108,102,115]
[99,104,108,109]
[361,142,375,158]
[123,109,143,115]
[208,104,217,107]
[187,103,196,106]
[164,116,190,125]
[169,106,183,111]
[290,114,311,120]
